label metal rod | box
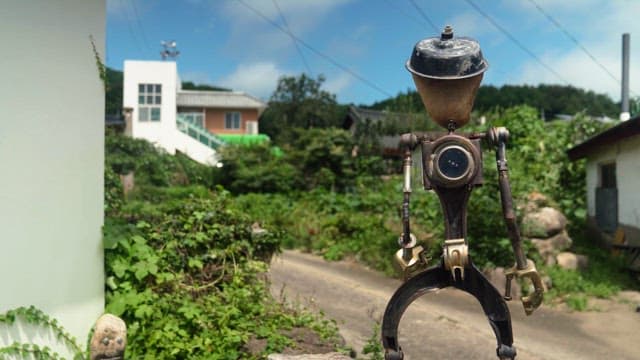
[401,149,413,261]
[496,140,527,270]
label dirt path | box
[269,250,640,360]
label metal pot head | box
[407,26,488,129]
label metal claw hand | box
[504,259,544,315]
[394,234,429,280]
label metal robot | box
[381,26,544,360]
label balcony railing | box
[176,115,225,150]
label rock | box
[556,252,589,271]
[530,230,573,265]
[521,192,549,213]
[548,230,573,251]
[483,267,521,300]
[90,314,126,360]
[268,353,352,360]
[542,275,553,291]
[522,207,567,238]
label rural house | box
[343,106,427,158]
[567,116,640,253]
[123,60,267,165]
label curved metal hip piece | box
[381,261,517,360]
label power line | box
[129,0,152,54]
[272,0,312,75]
[236,0,392,98]
[526,0,638,96]
[121,0,144,53]
[383,0,430,31]
[408,0,440,33]
[462,0,570,85]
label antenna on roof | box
[160,40,180,60]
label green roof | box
[217,134,270,145]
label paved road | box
[269,250,640,360]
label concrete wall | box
[124,60,179,154]
[205,108,260,134]
[0,1,105,357]
[585,135,640,244]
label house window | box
[596,162,618,233]
[225,112,241,129]
[600,163,616,188]
[138,83,162,121]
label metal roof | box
[176,90,267,109]
[567,116,640,160]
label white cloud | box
[217,62,287,99]
[217,0,354,60]
[323,72,353,95]
[511,0,640,101]
[445,12,492,38]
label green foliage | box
[370,85,618,118]
[104,186,340,358]
[105,131,214,188]
[218,128,367,193]
[181,81,231,92]
[0,306,86,360]
[214,143,301,194]
[89,35,107,93]
[362,322,384,360]
[105,67,123,115]
[259,74,345,143]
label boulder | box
[530,230,572,265]
[556,252,589,271]
[268,353,352,360]
[483,267,521,300]
[522,207,567,238]
[520,192,549,214]
[90,314,126,360]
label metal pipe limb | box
[494,130,527,270]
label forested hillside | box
[368,84,619,119]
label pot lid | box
[406,25,488,80]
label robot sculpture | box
[381,26,544,360]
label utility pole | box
[621,33,630,121]
[160,40,180,60]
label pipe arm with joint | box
[394,133,427,280]
[487,127,544,315]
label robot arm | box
[488,127,544,315]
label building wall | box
[205,108,259,134]
[585,135,640,244]
[123,60,179,154]
[0,1,105,357]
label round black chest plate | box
[437,147,470,180]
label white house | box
[0,1,105,357]
[567,116,640,247]
[123,61,267,165]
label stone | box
[90,314,126,360]
[530,230,573,265]
[522,207,567,238]
[268,353,352,360]
[520,192,549,213]
[483,267,521,300]
[119,172,135,196]
[556,252,589,271]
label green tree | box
[260,74,342,143]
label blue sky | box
[106,0,640,106]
